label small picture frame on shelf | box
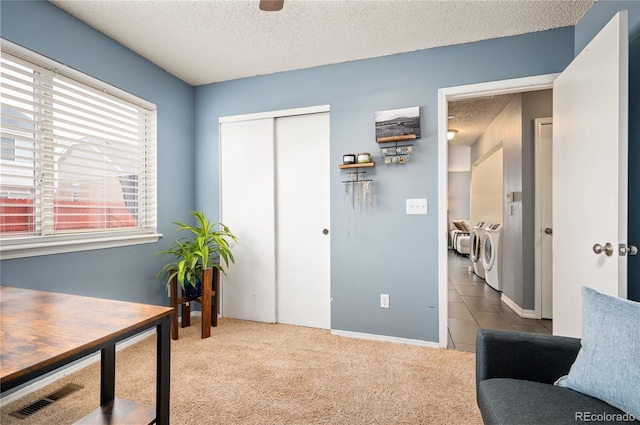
[375,106,420,143]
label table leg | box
[201,268,212,338]
[100,345,116,407]
[182,300,191,328]
[156,315,171,425]
[212,268,218,327]
[170,277,179,340]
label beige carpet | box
[1,318,481,424]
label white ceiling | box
[50,0,594,87]
[448,94,517,146]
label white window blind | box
[0,40,159,258]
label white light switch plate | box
[406,198,427,215]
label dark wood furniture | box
[169,267,219,340]
[0,286,173,425]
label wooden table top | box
[0,286,173,386]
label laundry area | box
[446,90,554,350]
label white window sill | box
[0,233,162,260]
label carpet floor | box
[1,318,482,424]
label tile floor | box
[447,250,552,352]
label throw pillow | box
[453,220,467,232]
[555,286,640,418]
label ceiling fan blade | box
[259,0,284,11]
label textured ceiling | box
[50,0,594,86]
[48,0,593,147]
[448,94,517,146]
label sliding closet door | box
[220,118,276,323]
[275,113,331,329]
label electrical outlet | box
[380,294,390,309]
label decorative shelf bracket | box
[342,171,372,184]
[339,162,374,209]
[379,141,414,165]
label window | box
[1,40,159,258]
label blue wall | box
[0,1,195,307]
[575,0,640,301]
[194,29,575,342]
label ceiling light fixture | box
[447,129,458,141]
[259,0,284,11]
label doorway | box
[438,74,558,348]
[445,96,554,350]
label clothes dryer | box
[482,223,503,291]
[471,222,487,279]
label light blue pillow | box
[555,286,640,418]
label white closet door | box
[275,113,331,329]
[220,118,276,323]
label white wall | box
[448,143,471,222]
[448,171,471,221]
[471,147,504,225]
[448,144,471,172]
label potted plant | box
[155,210,237,297]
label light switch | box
[406,198,427,215]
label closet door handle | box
[322,229,329,235]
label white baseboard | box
[331,329,441,348]
[0,328,156,407]
[500,293,539,319]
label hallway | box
[447,250,552,352]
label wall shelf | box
[376,134,417,144]
[338,162,375,169]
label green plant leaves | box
[154,210,238,290]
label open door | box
[552,12,629,337]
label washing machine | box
[471,222,487,279]
[482,223,503,291]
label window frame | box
[0,39,161,259]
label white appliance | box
[471,222,487,279]
[482,223,503,291]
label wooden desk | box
[0,287,173,425]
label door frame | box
[218,104,330,320]
[437,75,558,348]
[219,105,330,124]
[534,117,553,320]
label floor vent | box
[9,383,83,419]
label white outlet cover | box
[406,198,427,215]
[380,294,390,308]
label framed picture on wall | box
[375,106,420,143]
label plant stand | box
[169,267,218,340]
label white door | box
[275,113,331,329]
[220,107,331,328]
[220,118,277,323]
[534,118,553,319]
[552,12,628,337]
